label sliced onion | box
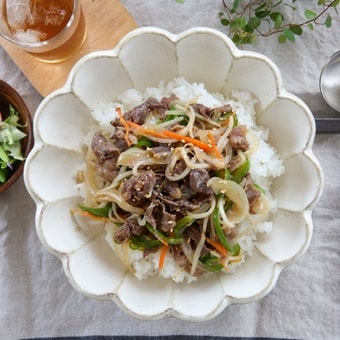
[207,177,249,223]
[244,129,259,156]
[117,148,149,167]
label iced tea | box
[0,0,87,63]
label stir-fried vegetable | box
[199,253,224,272]
[130,235,162,249]
[77,204,111,217]
[173,216,194,235]
[75,90,275,280]
[213,206,240,256]
[231,157,250,183]
[0,105,26,184]
[145,222,183,246]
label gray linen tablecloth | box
[0,1,339,339]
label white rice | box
[87,77,285,282]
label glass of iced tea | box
[0,0,87,63]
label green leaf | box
[3,141,25,161]
[270,12,284,29]
[240,33,257,45]
[289,25,303,35]
[0,144,9,164]
[231,0,240,14]
[325,15,332,28]
[232,33,242,45]
[278,34,286,44]
[307,23,314,31]
[255,10,271,18]
[248,16,261,29]
[254,2,266,11]
[220,18,230,26]
[230,17,246,31]
[244,24,254,33]
[317,0,326,4]
[272,0,283,8]
[0,167,10,184]
[305,10,317,19]
[330,0,340,7]
[283,29,295,42]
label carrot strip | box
[116,107,132,146]
[125,120,140,129]
[208,131,223,159]
[124,118,212,153]
[123,119,165,139]
[71,209,110,222]
[162,130,212,153]
[159,244,168,270]
[138,126,168,139]
[206,237,228,257]
[221,112,235,127]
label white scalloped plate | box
[24,27,323,321]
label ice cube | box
[44,6,67,27]
[5,0,33,29]
[13,28,45,43]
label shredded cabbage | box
[0,105,26,183]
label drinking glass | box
[0,0,87,63]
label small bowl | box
[319,50,340,112]
[0,80,34,193]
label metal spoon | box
[319,50,340,112]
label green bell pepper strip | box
[215,168,233,181]
[218,112,238,127]
[145,222,183,245]
[158,113,189,126]
[254,183,265,194]
[231,157,250,183]
[78,204,111,217]
[213,206,240,256]
[130,235,162,249]
[215,157,249,184]
[219,111,233,122]
[173,216,194,236]
[199,253,224,272]
[134,136,153,148]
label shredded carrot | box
[221,112,235,127]
[125,120,140,129]
[159,244,168,270]
[206,237,228,257]
[138,126,168,139]
[124,119,213,153]
[123,119,165,139]
[116,107,132,146]
[162,130,212,153]
[71,209,110,222]
[207,131,223,159]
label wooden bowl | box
[0,80,33,193]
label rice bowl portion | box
[73,77,285,283]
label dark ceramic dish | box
[0,80,33,193]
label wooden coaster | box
[0,0,137,97]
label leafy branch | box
[219,0,339,45]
